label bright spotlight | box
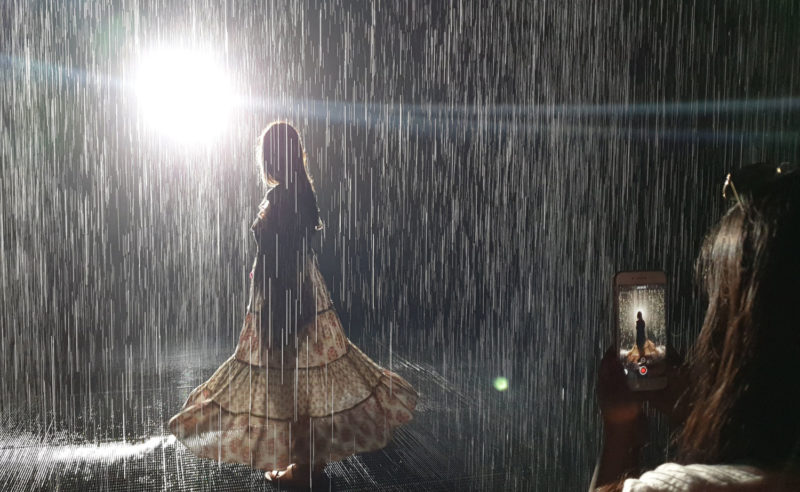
[136,49,232,142]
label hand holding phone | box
[614,271,668,391]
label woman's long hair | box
[678,170,800,469]
[256,122,322,231]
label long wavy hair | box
[678,168,800,469]
[256,122,322,231]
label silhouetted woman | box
[594,164,800,490]
[635,312,646,360]
[169,122,417,488]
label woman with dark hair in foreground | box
[593,164,800,491]
[169,122,417,488]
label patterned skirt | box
[168,259,417,470]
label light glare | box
[136,49,232,142]
[493,377,509,391]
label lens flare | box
[493,377,509,391]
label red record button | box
[639,366,648,375]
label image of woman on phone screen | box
[168,122,418,488]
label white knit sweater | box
[623,463,798,491]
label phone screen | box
[617,282,667,391]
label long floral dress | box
[168,188,418,471]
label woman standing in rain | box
[635,311,646,361]
[169,122,418,487]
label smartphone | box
[614,271,668,391]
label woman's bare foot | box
[264,463,325,488]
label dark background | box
[1,1,799,490]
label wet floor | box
[0,340,531,491]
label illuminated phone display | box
[617,282,667,390]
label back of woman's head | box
[259,122,304,187]
[679,166,800,469]
[257,122,321,231]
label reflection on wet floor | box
[0,343,529,491]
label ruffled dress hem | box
[168,342,417,470]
